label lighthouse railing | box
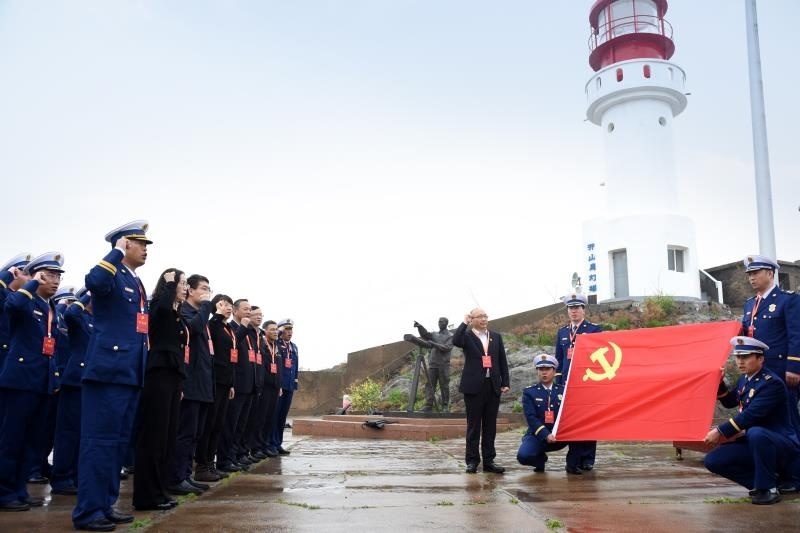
[588,14,673,50]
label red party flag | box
[553,321,741,441]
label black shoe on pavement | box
[167,480,203,496]
[778,482,800,494]
[78,518,116,531]
[580,463,594,471]
[277,447,291,455]
[23,496,44,507]
[194,468,220,482]
[27,476,49,484]
[51,484,79,495]
[751,488,781,505]
[216,462,240,473]
[465,462,478,474]
[0,500,30,512]
[237,455,254,465]
[565,466,584,475]
[106,511,134,524]
[483,462,505,474]
[134,502,173,511]
[235,461,250,471]
[187,478,210,491]
[251,451,267,460]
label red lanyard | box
[46,307,53,338]
[267,340,277,363]
[749,296,762,329]
[569,321,583,346]
[223,325,236,349]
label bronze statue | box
[414,318,454,412]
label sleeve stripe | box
[0,280,6,289]
[97,261,116,275]
[74,302,85,311]
[18,289,33,299]
[729,418,742,432]
[787,356,800,362]
[534,425,545,435]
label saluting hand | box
[241,317,251,327]
[786,371,800,388]
[215,300,227,315]
[115,236,130,252]
[464,313,472,326]
[33,271,47,284]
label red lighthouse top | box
[588,0,675,72]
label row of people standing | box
[0,220,300,532]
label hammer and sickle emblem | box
[583,341,623,382]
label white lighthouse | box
[583,0,700,301]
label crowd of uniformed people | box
[0,220,300,531]
[517,255,800,505]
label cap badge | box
[737,338,744,345]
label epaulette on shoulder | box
[764,374,772,380]
[745,295,756,302]
[780,288,794,294]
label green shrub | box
[512,401,523,413]
[535,330,555,346]
[347,378,383,413]
[386,388,407,409]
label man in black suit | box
[453,308,509,474]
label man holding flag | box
[703,336,800,505]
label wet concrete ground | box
[2,422,799,532]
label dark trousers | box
[197,382,232,466]
[219,391,252,464]
[463,377,500,465]
[169,399,208,485]
[72,382,139,528]
[424,366,451,409]
[133,368,181,507]
[0,389,48,504]
[51,385,82,491]
[704,428,800,490]
[517,433,583,470]
[28,394,57,480]
[269,389,294,449]
[244,389,267,453]
[257,387,280,451]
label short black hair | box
[211,293,233,307]
[187,274,209,290]
[263,320,276,329]
[233,299,249,309]
[250,305,260,312]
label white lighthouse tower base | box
[584,214,700,301]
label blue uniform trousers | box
[218,391,252,464]
[27,394,57,481]
[72,382,139,528]
[704,427,800,490]
[169,399,208,485]
[51,385,82,491]
[269,389,294,450]
[0,389,48,503]
[517,433,583,470]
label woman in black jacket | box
[133,269,188,511]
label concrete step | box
[294,416,519,441]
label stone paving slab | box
[2,425,800,532]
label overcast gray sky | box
[1,1,797,370]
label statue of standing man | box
[414,317,454,412]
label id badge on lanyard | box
[42,308,55,356]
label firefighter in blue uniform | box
[27,285,77,486]
[72,220,152,532]
[554,293,602,470]
[517,354,584,474]
[51,286,93,495]
[269,318,298,455]
[740,255,800,428]
[703,336,800,505]
[0,251,64,511]
[0,252,33,371]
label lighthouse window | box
[667,247,685,273]
[607,122,615,133]
[643,64,651,78]
[616,68,624,82]
[658,116,667,126]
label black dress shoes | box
[277,446,291,455]
[135,502,173,511]
[23,496,44,507]
[79,518,116,531]
[751,488,781,505]
[0,500,30,512]
[51,484,79,495]
[533,465,545,473]
[187,478,209,491]
[465,463,478,474]
[263,448,279,457]
[483,462,505,474]
[565,466,583,475]
[167,480,203,496]
[580,463,594,471]
[106,511,134,524]
[27,475,49,484]
[778,482,800,494]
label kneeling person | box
[703,336,800,505]
[517,354,584,474]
